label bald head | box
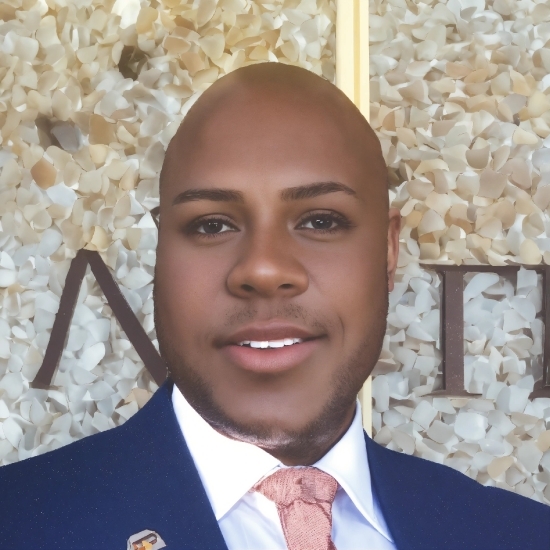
[160,62,388,204]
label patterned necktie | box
[252,467,339,550]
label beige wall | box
[370,0,550,504]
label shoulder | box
[0,409,144,502]
[366,435,550,549]
[0,379,180,489]
[0,380,223,549]
[0,389,158,493]
[369,435,546,510]
[0,412,130,484]
[0,417,135,547]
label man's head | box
[154,62,400,465]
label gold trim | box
[336,0,372,436]
[336,0,369,120]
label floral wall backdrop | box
[370,0,550,504]
[0,0,336,461]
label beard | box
[153,280,389,465]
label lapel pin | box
[127,529,167,550]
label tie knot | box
[253,467,338,507]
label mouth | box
[221,336,323,374]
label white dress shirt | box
[172,384,396,550]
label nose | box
[226,229,309,299]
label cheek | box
[155,238,224,334]
[357,237,388,298]
[314,236,387,335]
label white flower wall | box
[0,0,336,463]
[370,0,550,504]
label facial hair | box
[153,278,389,465]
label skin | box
[154,62,400,466]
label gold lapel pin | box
[127,529,167,550]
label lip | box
[222,321,320,346]
[221,337,323,374]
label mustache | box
[222,303,332,334]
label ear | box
[387,207,401,292]
[151,206,160,230]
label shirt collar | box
[172,383,391,541]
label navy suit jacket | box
[1,377,549,549]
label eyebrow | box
[171,181,358,206]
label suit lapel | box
[137,386,442,550]
[365,432,442,550]
[118,378,228,550]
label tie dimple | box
[253,467,338,550]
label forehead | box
[161,86,383,200]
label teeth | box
[239,338,303,348]
[268,340,285,348]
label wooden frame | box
[336,0,372,435]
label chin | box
[188,369,355,456]
[204,404,345,465]
[216,403,322,443]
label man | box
[0,62,548,549]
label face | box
[154,83,400,464]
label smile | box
[223,337,322,374]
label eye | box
[186,211,352,239]
[187,217,237,238]
[297,212,351,234]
